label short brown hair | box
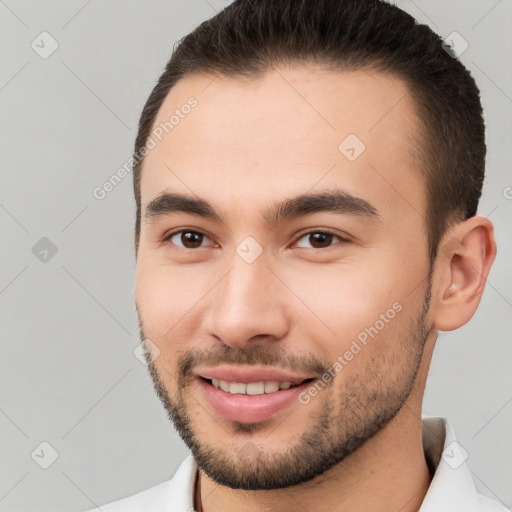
[132,0,486,262]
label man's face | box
[135,65,434,490]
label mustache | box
[178,344,329,383]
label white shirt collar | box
[419,416,480,511]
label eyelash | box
[162,228,348,251]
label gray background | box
[0,1,511,510]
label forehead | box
[140,64,425,227]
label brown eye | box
[166,230,212,249]
[295,231,342,250]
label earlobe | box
[432,216,496,332]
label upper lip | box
[195,365,315,385]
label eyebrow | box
[144,189,379,227]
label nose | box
[202,253,290,348]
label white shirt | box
[84,417,508,511]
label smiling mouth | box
[200,377,316,395]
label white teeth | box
[246,382,265,395]
[229,382,246,394]
[210,379,298,394]
[264,381,280,393]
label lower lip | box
[197,378,313,423]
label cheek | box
[282,262,403,347]
[135,261,206,338]
[136,266,208,378]
[283,261,418,389]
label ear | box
[432,216,497,331]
